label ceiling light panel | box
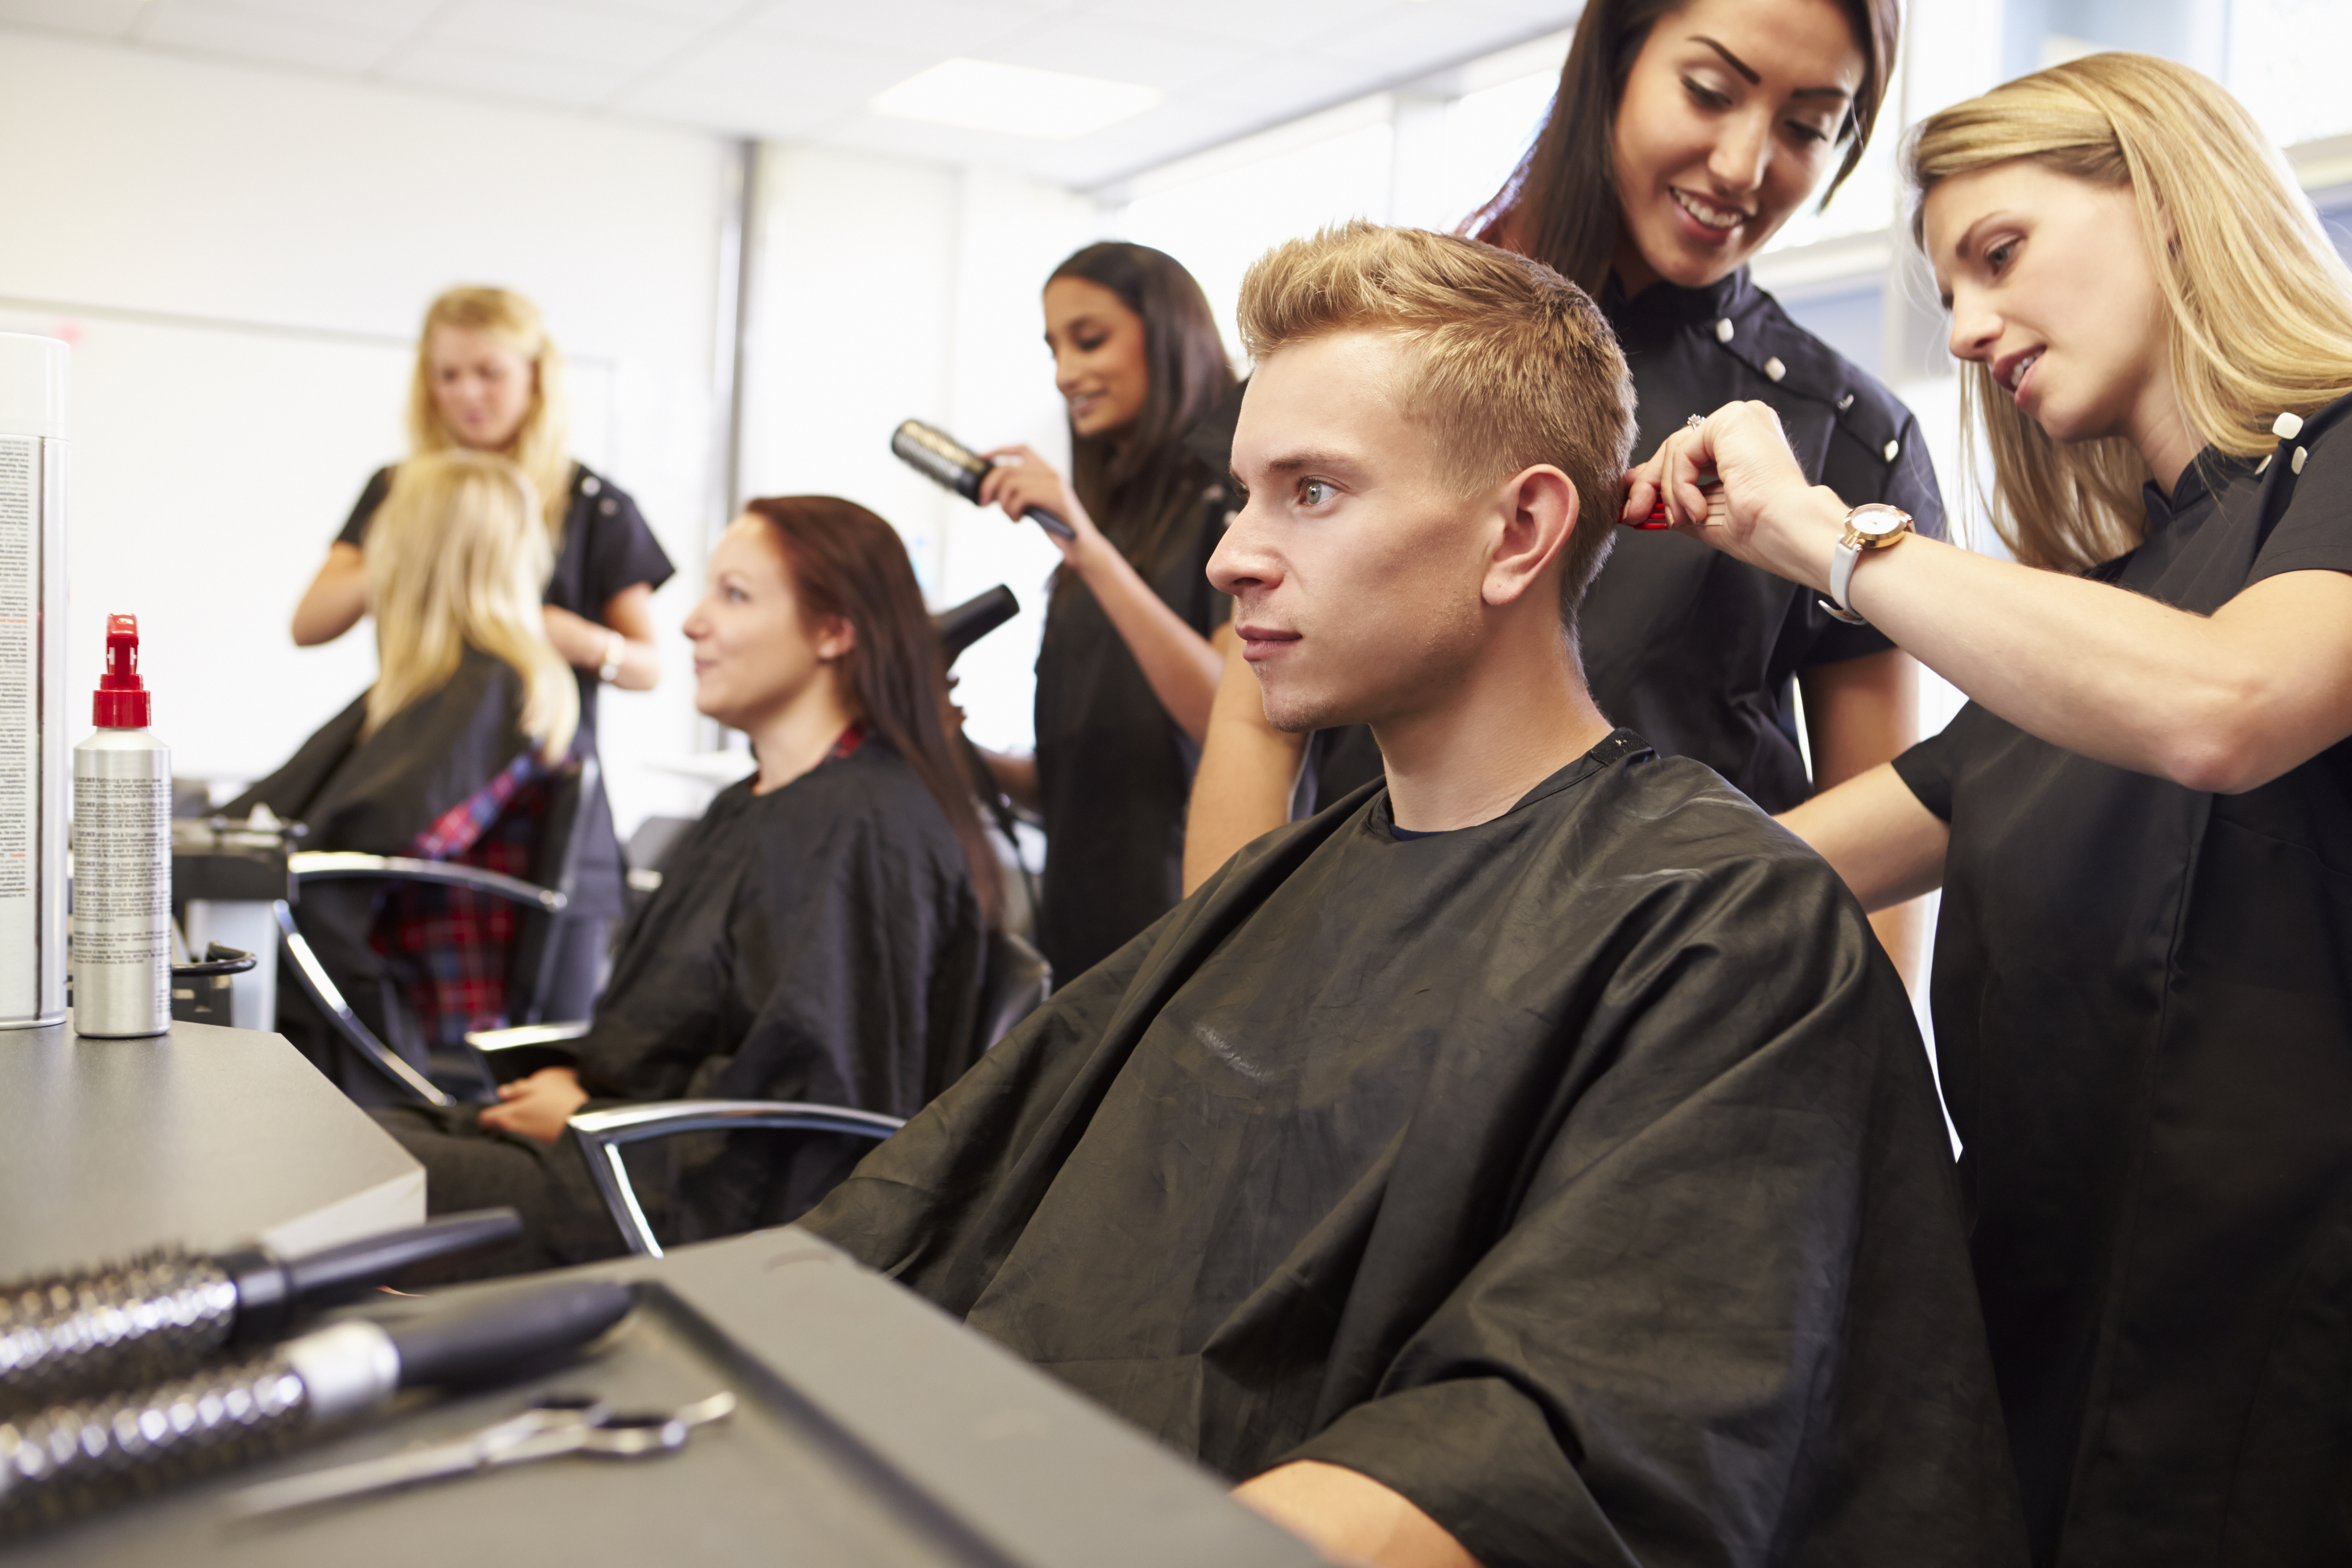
[870,58,1161,140]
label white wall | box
[737,147,1105,755]
[0,32,728,835]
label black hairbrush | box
[891,420,1077,540]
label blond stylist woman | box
[1627,54,2352,1562]
[292,287,674,1011]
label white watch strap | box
[1823,537,1867,625]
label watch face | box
[1852,506,1910,541]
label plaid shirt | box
[371,751,551,1049]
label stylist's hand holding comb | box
[1624,401,1852,594]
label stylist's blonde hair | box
[366,451,578,764]
[1909,53,2352,573]
[406,286,573,544]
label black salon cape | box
[1031,478,1230,980]
[1284,268,1942,818]
[227,647,544,1081]
[565,740,988,1238]
[801,731,2025,1568]
[339,461,674,920]
[1891,399,2352,1565]
[230,645,539,853]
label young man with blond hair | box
[799,224,2024,1568]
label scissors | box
[225,1390,736,1520]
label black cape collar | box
[1365,729,1649,838]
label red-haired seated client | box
[376,497,993,1276]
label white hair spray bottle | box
[73,614,170,1037]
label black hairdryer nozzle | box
[931,586,1019,668]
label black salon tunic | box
[805,733,2027,1568]
[1292,268,1943,816]
[1892,399,2352,1564]
[1030,480,1229,981]
[338,461,675,921]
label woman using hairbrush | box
[970,242,1237,983]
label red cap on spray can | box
[93,614,152,728]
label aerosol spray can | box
[72,616,169,1037]
[0,334,69,1031]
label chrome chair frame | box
[274,853,567,1108]
[466,928,1049,1257]
[567,1101,906,1258]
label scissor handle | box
[490,1392,735,1465]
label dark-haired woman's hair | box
[1047,242,1237,576]
[741,495,1004,930]
[1467,0,1899,293]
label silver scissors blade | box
[225,1396,609,1520]
[224,1392,732,1519]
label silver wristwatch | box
[1822,503,1914,625]
[598,631,626,684]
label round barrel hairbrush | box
[0,1277,633,1537]
[0,1210,522,1412]
[891,420,1078,540]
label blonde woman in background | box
[1626,53,2352,1562]
[292,286,673,1011]
[240,451,584,1097]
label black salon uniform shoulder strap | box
[2245,392,2352,567]
[561,462,676,612]
[1711,280,1943,533]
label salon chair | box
[273,756,601,1108]
[466,926,1051,1256]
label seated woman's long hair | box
[364,450,578,764]
[745,495,1004,930]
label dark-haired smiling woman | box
[1185,0,1936,970]
[974,242,1237,981]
